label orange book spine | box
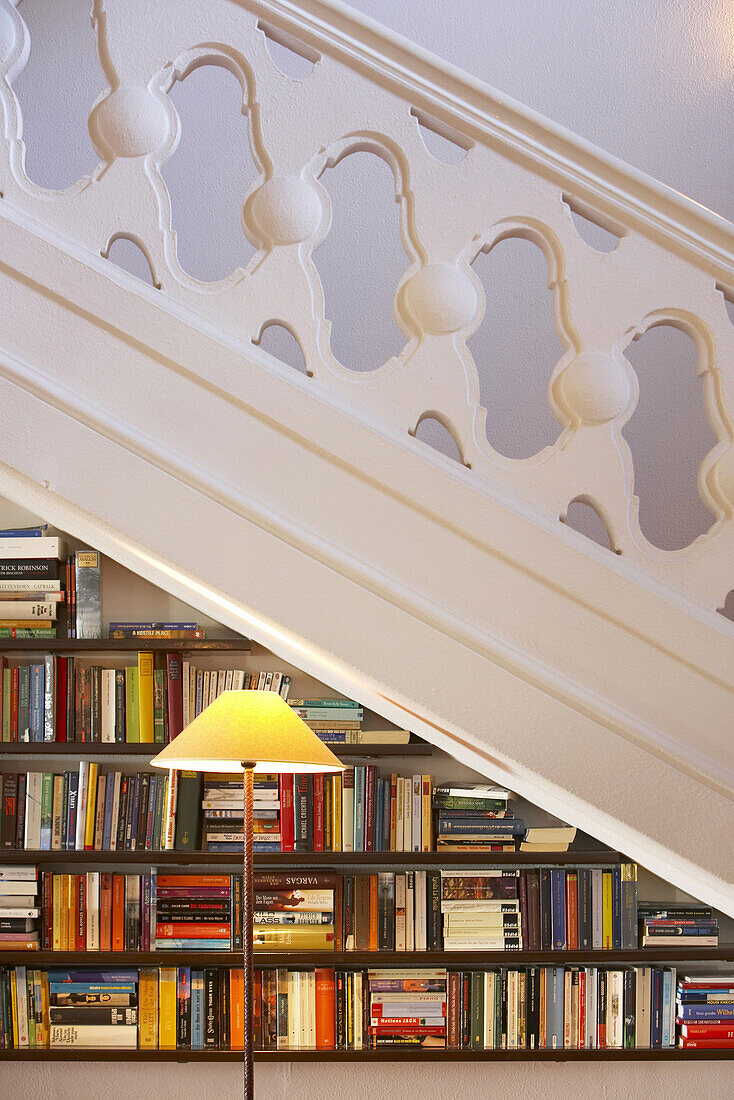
[99,872,112,952]
[566,872,579,951]
[156,874,230,888]
[112,874,125,951]
[62,875,73,951]
[368,874,378,952]
[315,967,336,1050]
[230,968,245,1050]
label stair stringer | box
[0,213,732,914]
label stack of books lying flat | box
[0,865,39,951]
[677,974,734,1049]
[640,904,718,948]
[440,870,521,950]
[367,968,447,1048]
[47,968,138,1048]
[155,874,235,951]
[0,528,66,641]
[203,773,281,853]
[288,697,363,744]
[433,785,522,852]
[253,871,336,951]
[520,826,577,853]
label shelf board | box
[5,948,734,966]
[0,639,250,652]
[0,850,620,866]
[0,1048,732,1062]
[0,742,431,757]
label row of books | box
[640,903,719,948]
[11,865,657,955]
[4,965,723,1050]
[0,655,281,745]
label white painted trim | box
[249,0,734,281]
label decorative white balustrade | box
[0,0,733,612]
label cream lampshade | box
[149,688,344,1100]
[149,689,345,773]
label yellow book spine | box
[84,762,98,848]
[10,970,18,1048]
[62,874,73,951]
[137,651,155,744]
[602,870,613,949]
[52,875,61,952]
[139,967,158,1049]
[159,967,177,1050]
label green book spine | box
[153,772,167,851]
[40,771,54,849]
[174,770,203,851]
[18,665,30,742]
[2,669,10,742]
[470,971,483,1050]
[125,666,140,743]
[153,668,166,744]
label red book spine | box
[156,922,231,938]
[368,1025,445,1036]
[447,971,459,1050]
[157,875,231,888]
[112,874,125,951]
[166,653,183,741]
[578,969,586,1048]
[100,872,112,952]
[76,875,86,951]
[679,1023,734,1038]
[679,1038,734,1048]
[279,775,294,853]
[10,667,18,742]
[312,774,324,853]
[364,766,375,852]
[315,967,336,1050]
[567,872,579,951]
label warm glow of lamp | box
[150,690,344,1100]
[149,689,345,773]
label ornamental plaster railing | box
[0,0,733,614]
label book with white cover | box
[0,537,66,559]
[24,772,43,850]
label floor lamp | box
[151,689,345,1099]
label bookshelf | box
[0,536,732,1062]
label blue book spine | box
[29,664,44,743]
[146,775,158,850]
[677,1003,734,1020]
[662,971,672,1047]
[155,939,230,950]
[127,776,140,851]
[547,968,564,1048]
[374,778,384,852]
[0,526,45,537]
[550,869,567,950]
[381,778,391,852]
[678,990,734,1001]
[150,870,157,948]
[102,772,115,851]
[66,772,79,851]
[651,969,663,1048]
[611,866,622,950]
[354,766,365,852]
[191,972,205,1048]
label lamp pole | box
[242,763,255,1100]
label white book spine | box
[51,774,64,850]
[484,971,495,1049]
[0,536,66,559]
[395,778,404,852]
[93,775,106,850]
[0,866,38,881]
[24,772,42,850]
[405,872,415,953]
[354,972,363,1051]
[164,770,178,850]
[75,762,88,851]
[415,870,427,952]
[412,774,422,852]
[43,655,55,742]
[395,873,406,952]
[101,670,116,743]
[402,778,412,853]
[49,1025,137,1048]
[0,907,39,918]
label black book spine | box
[232,874,243,951]
[15,773,26,851]
[597,969,607,1047]
[611,866,622,951]
[116,777,129,852]
[461,972,469,1050]
[623,969,636,1049]
[0,560,57,579]
[174,771,203,851]
[518,870,528,950]
[219,966,230,1050]
[343,874,354,947]
[500,970,508,1050]
[427,870,441,950]
[204,969,218,1048]
[539,868,552,951]
[577,868,592,949]
[651,969,663,1049]
[90,666,101,743]
[335,971,345,1050]
[136,773,150,853]
[527,966,538,1049]
[126,775,139,851]
[66,657,74,742]
[114,670,126,743]
[60,773,69,852]
[526,868,540,952]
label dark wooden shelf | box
[5,948,734,966]
[0,742,431,757]
[0,1048,732,1062]
[0,849,621,866]
[0,638,250,652]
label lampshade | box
[149,690,345,773]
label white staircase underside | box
[0,213,732,914]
